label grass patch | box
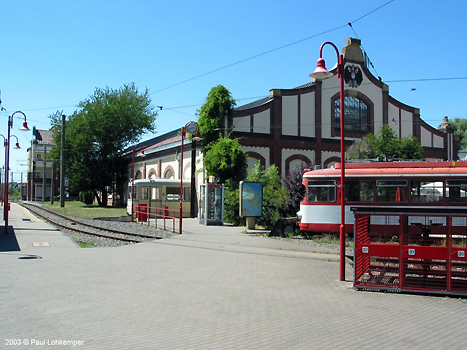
[44,201,127,219]
[75,239,95,248]
[311,234,354,247]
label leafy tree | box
[203,137,248,184]
[348,125,424,160]
[223,179,243,226]
[246,162,286,229]
[49,83,157,206]
[197,84,250,226]
[197,85,236,153]
[346,137,372,160]
[283,162,311,217]
[451,117,467,151]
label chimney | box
[342,38,364,63]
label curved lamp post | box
[4,111,30,234]
[180,121,201,234]
[310,41,346,281]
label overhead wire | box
[149,0,396,95]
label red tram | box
[297,161,467,234]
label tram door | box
[149,186,162,214]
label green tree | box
[197,85,236,153]
[246,162,286,229]
[223,179,243,226]
[49,83,157,206]
[348,125,425,160]
[451,117,467,151]
[197,84,249,226]
[203,137,248,184]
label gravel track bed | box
[22,203,175,248]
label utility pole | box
[42,146,46,203]
[51,161,55,204]
[60,115,65,207]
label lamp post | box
[130,145,147,222]
[4,111,30,234]
[180,121,201,234]
[1,134,20,213]
[310,41,346,281]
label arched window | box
[334,96,369,133]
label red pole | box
[4,117,11,234]
[179,127,185,234]
[131,146,135,222]
[317,42,346,281]
[338,53,346,282]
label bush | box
[79,191,94,205]
[246,162,286,229]
[223,181,245,226]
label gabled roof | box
[235,97,272,111]
[34,129,54,145]
[124,129,181,156]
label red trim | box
[299,222,353,234]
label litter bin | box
[137,204,148,222]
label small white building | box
[27,127,57,201]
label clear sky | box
[1,0,466,181]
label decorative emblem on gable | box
[344,65,363,88]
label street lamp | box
[310,41,346,281]
[0,134,20,210]
[180,121,201,234]
[4,111,30,234]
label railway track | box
[21,202,163,245]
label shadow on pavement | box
[0,226,21,252]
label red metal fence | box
[135,204,180,234]
[354,208,467,296]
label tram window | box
[140,187,149,200]
[165,187,190,201]
[166,187,180,201]
[345,180,374,202]
[151,187,161,200]
[411,181,443,203]
[308,181,336,202]
[376,180,408,203]
[447,180,467,203]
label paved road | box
[1,203,466,349]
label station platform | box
[0,202,78,252]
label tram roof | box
[304,161,467,178]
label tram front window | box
[308,181,336,202]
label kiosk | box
[199,183,224,225]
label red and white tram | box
[297,161,467,234]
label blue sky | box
[1,0,466,181]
